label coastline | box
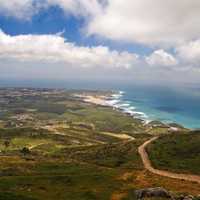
[75,91,150,124]
[75,90,189,131]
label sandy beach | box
[84,95,109,106]
[74,94,109,106]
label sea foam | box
[106,91,149,122]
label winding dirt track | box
[138,136,200,184]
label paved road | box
[138,136,200,184]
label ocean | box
[108,84,200,129]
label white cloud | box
[176,40,200,65]
[0,0,102,20]
[0,29,199,84]
[145,49,178,67]
[1,0,200,48]
[0,29,139,69]
[87,0,200,46]
[46,0,102,17]
[1,1,200,83]
[0,0,43,20]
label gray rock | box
[183,195,194,200]
[135,187,172,200]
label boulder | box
[135,187,172,200]
[183,195,194,200]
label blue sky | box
[0,6,151,55]
[0,0,200,85]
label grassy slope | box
[148,133,200,175]
[0,127,145,200]
[0,137,144,200]
[0,163,121,200]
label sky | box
[0,0,200,86]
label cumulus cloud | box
[0,29,139,69]
[0,0,102,20]
[87,0,200,46]
[0,0,43,20]
[46,0,102,17]
[145,49,178,67]
[176,40,200,65]
[1,1,200,83]
[1,0,200,48]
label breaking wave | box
[105,91,149,122]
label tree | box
[4,140,10,149]
[20,147,31,156]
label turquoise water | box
[115,85,200,129]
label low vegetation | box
[148,132,200,175]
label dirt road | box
[138,137,200,184]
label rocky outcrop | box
[135,187,200,200]
[135,187,172,200]
[182,195,194,200]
